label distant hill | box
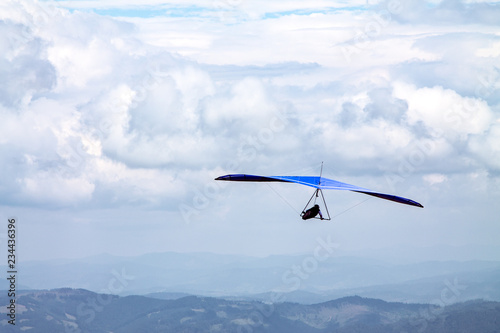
[2,251,499,304]
[0,289,499,332]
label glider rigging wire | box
[265,183,301,215]
[215,164,423,220]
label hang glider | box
[215,173,423,220]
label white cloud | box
[320,121,414,161]
[47,37,114,88]
[476,41,500,58]
[393,82,493,138]
[202,77,279,131]
[1,0,500,260]
[423,173,448,185]
[21,173,95,205]
[468,122,500,172]
[389,0,500,25]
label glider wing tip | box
[410,201,424,208]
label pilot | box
[301,204,324,220]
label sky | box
[0,0,499,261]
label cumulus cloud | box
[423,173,448,185]
[393,83,493,137]
[21,173,95,205]
[0,1,296,209]
[389,0,500,25]
[0,21,56,106]
[468,122,500,173]
[1,0,499,231]
[0,3,186,207]
[1,0,500,263]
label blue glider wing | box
[215,174,423,208]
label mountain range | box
[1,250,499,304]
[1,288,499,332]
